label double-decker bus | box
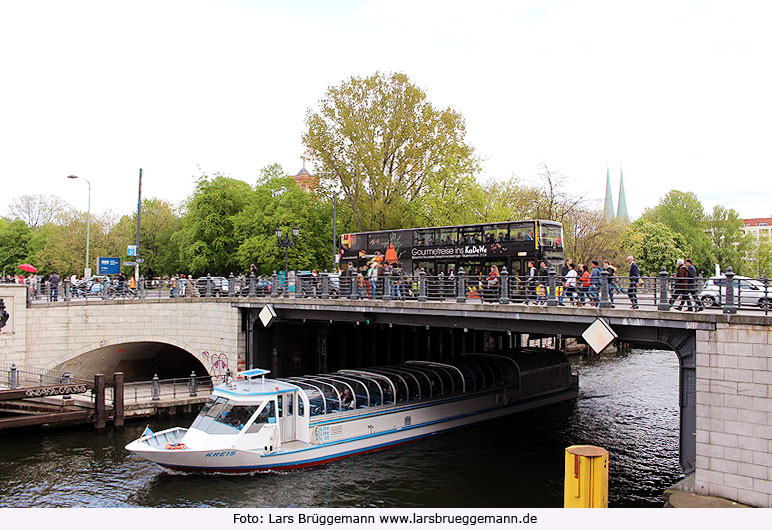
[339,220,564,278]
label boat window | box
[367,369,408,403]
[302,378,342,413]
[458,360,485,389]
[216,404,259,431]
[326,374,371,409]
[458,364,477,391]
[285,380,326,416]
[339,370,395,405]
[286,394,293,417]
[409,365,443,396]
[246,401,276,433]
[394,365,433,398]
[205,396,229,419]
[197,396,217,417]
[473,361,494,388]
[381,367,421,400]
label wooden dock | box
[0,371,210,431]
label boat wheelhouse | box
[126,350,577,472]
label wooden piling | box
[94,373,106,430]
[113,372,124,429]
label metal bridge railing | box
[22,266,771,315]
[0,363,90,390]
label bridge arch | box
[53,339,216,382]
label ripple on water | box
[0,349,684,508]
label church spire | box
[603,166,615,221]
[617,166,629,222]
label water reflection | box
[0,349,683,508]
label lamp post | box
[67,175,91,278]
[276,225,300,298]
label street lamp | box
[67,175,91,278]
[276,225,300,298]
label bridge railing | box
[104,373,226,404]
[23,267,771,315]
[0,362,91,390]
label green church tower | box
[603,167,615,221]
[616,167,629,222]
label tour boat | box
[125,350,578,472]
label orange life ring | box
[166,442,186,450]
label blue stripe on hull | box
[157,387,577,473]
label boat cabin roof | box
[213,374,299,401]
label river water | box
[0,349,684,508]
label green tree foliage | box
[641,190,712,272]
[111,198,182,277]
[176,175,253,276]
[705,205,754,275]
[233,165,334,274]
[32,210,117,277]
[621,219,692,275]
[303,71,479,232]
[0,219,32,277]
[748,237,772,277]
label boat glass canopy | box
[277,354,528,418]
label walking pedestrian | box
[536,261,549,304]
[669,258,693,311]
[525,260,537,304]
[48,272,60,302]
[627,255,640,309]
[685,259,703,311]
[589,260,601,306]
[603,260,619,306]
[558,262,577,305]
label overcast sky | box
[2,0,770,222]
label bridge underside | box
[241,300,703,474]
[54,341,209,382]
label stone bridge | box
[1,283,771,507]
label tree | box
[0,219,32,277]
[110,198,182,277]
[32,210,117,277]
[705,205,754,275]
[641,190,712,273]
[176,175,253,276]
[748,237,772,277]
[303,72,479,232]
[7,195,70,228]
[232,166,334,274]
[621,219,692,276]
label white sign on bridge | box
[582,318,618,354]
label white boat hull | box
[126,387,577,473]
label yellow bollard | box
[563,445,609,508]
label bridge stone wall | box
[696,322,772,507]
[0,286,245,379]
[0,285,29,364]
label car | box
[72,275,112,297]
[697,275,772,309]
[195,276,230,297]
[296,271,340,298]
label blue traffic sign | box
[97,257,121,275]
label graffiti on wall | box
[201,351,229,377]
